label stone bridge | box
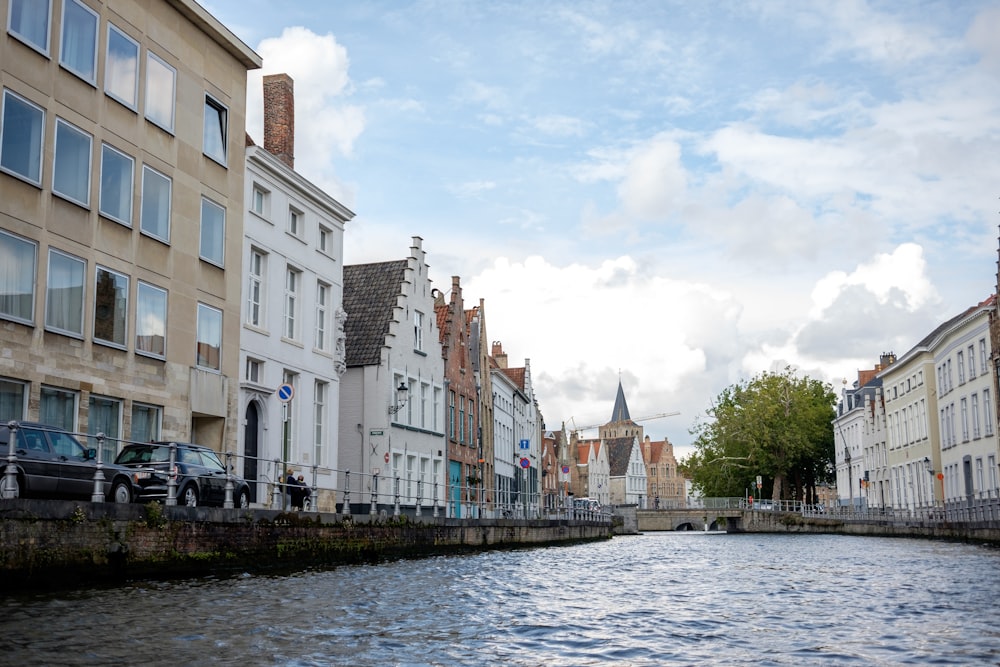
[636,507,746,532]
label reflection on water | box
[3,533,1000,666]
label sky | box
[207,0,1000,459]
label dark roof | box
[610,381,631,423]
[343,260,408,367]
[607,436,635,476]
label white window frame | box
[135,281,167,359]
[7,0,51,55]
[87,394,121,462]
[140,165,171,242]
[246,249,265,327]
[203,93,228,165]
[145,51,176,133]
[315,281,329,352]
[1,88,45,185]
[59,0,98,84]
[314,380,327,466]
[93,265,129,349]
[414,310,424,351]
[45,248,85,337]
[245,358,262,383]
[53,117,92,206]
[196,303,223,371]
[288,205,303,238]
[251,184,269,218]
[0,377,29,422]
[283,267,299,340]
[39,385,78,431]
[99,143,134,225]
[0,229,36,324]
[199,196,226,267]
[131,402,162,443]
[105,23,139,110]
[318,225,332,255]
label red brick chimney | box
[263,73,294,169]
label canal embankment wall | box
[738,511,1000,544]
[0,499,613,589]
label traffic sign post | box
[276,383,294,508]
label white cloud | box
[245,27,365,200]
[617,135,687,220]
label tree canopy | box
[681,367,836,502]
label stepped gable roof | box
[434,301,448,344]
[607,437,634,476]
[343,260,408,367]
[610,381,631,423]
[645,439,665,463]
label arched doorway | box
[244,402,260,502]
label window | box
[449,391,456,439]
[985,390,994,436]
[45,248,85,336]
[140,165,171,241]
[414,310,424,351]
[8,0,50,53]
[0,377,28,422]
[981,339,989,375]
[961,398,968,442]
[39,385,77,431]
[314,380,327,466]
[972,394,981,439]
[53,118,92,205]
[131,403,161,443]
[247,249,265,327]
[459,395,465,443]
[105,24,138,109]
[468,398,475,445]
[315,282,329,351]
[283,267,299,340]
[135,281,166,358]
[94,266,128,347]
[1,89,44,184]
[957,351,965,384]
[433,387,441,432]
[203,94,228,164]
[420,383,428,429]
[318,225,332,255]
[0,229,37,323]
[59,0,97,83]
[88,395,121,462]
[246,358,261,383]
[199,197,225,266]
[145,52,175,132]
[196,303,222,371]
[97,144,134,224]
[968,345,976,379]
[288,206,302,237]
[251,185,269,217]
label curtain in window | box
[9,0,49,51]
[0,379,26,422]
[0,232,36,321]
[60,0,97,81]
[45,251,84,335]
[88,396,121,461]
[39,387,75,431]
[131,404,160,444]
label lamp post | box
[388,382,408,416]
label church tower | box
[599,381,644,442]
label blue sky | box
[207,0,1000,456]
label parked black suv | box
[0,422,134,503]
[114,441,251,508]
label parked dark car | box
[114,441,250,508]
[0,422,134,503]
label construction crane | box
[566,411,680,437]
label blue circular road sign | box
[277,383,294,402]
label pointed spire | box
[610,380,631,423]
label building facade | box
[0,0,259,458]
[238,74,354,508]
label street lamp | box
[387,382,408,415]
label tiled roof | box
[607,437,634,476]
[435,302,449,344]
[502,367,526,389]
[645,440,665,463]
[343,260,408,367]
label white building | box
[238,75,354,508]
[338,237,447,514]
[933,297,997,502]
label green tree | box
[681,367,836,500]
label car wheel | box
[237,488,250,509]
[111,479,132,504]
[181,484,198,507]
[0,473,21,499]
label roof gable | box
[342,260,408,367]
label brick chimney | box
[263,73,294,169]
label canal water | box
[3,532,1000,666]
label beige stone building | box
[0,0,260,459]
